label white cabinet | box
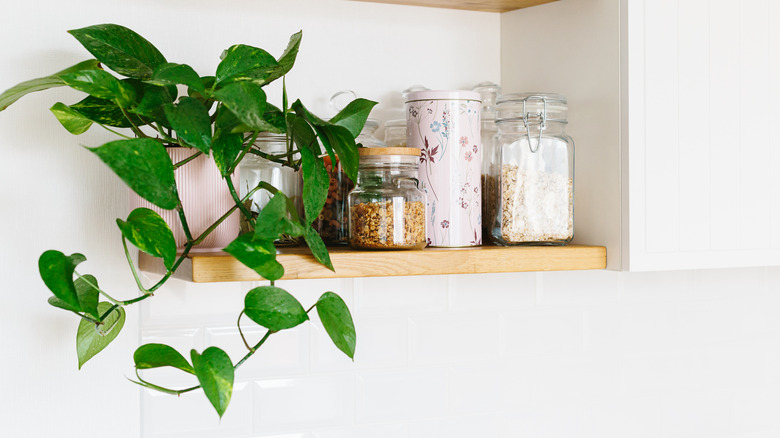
[502,0,780,271]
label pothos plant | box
[0,24,376,417]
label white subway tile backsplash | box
[540,270,620,305]
[409,314,499,365]
[501,402,587,438]
[409,413,504,438]
[735,384,780,434]
[311,317,408,372]
[275,278,355,313]
[355,276,448,317]
[447,363,505,414]
[142,382,252,438]
[499,309,584,358]
[206,325,309,379]
[357,368,447,423]
[581,395,663,438]
[140,328,204,353]
[695,267,767,299]
[449,272,536,311]
[660,390,734,438]
[140,279,250,326]
[620,270,696,303]
[520,354,624,402]
[139,267,780,438]
[312,423,409,438]
[253,375,355,434]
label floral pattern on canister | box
[406,90,482,247]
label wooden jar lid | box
[358,147,420,156]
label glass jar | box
[240,133,302,245]
[489,93,574,245]
[348,147,427,250]
[473,82,502,238]
[356,118,387,148]
[383,119,407,147]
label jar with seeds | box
[489,93,574,245]
[348,147,427,250]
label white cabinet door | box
[626,0,780,270]
[502,0,780,271]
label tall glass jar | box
[356,118,387,148]
[473,82,502,239]
[489,93,574,245]
[348,147,427,250]
[240,133,302,245]
[383,119,407,147]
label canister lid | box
[358,147,420,156]
[496,93,568,122]
[405,90,481,103]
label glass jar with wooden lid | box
[348,147,427,250]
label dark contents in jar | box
[314,156,353,244]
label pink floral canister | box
[406,90,482,247]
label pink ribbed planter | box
[129,148,240,252]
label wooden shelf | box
[138,244,606,283]
[350,0,557,13]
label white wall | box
[0,0,499,436]
[140,268,780,438]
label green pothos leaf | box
[50,102,93,135]
[89,138,178,210]
[299,145,328,225]
[59,69,136,108]
[117,208,177,270]
[0,59,100,111]
[39,250,86,311]
[134,343,195,374]
[316,292,356,359]
[303,226,334,271]
[71,95,146,128]
[77,302,125,369]
[163,97,212,154]
[191,347,234,418]
[223,233,284,281]
[149,62,205,93]
[68,24,167,79]
[243,286,308,331]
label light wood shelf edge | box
[349,0,557,13]
[139,245,606,283]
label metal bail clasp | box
[522,95,548,153]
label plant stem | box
[235,329,274,369]
[143,242,193,296]
[226,176,254,221]
[68,308,100,324]
[74,271,125,305]
[122,236,151,294]
[97,123,132,139]
[153,123,178,144]
[248,149,301,169]
[99,304,120,322]
[176,203,194,242]
[174,151,203,169]
[230,132,260,174]
[236,311,253,352]
[120,108,147,138]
